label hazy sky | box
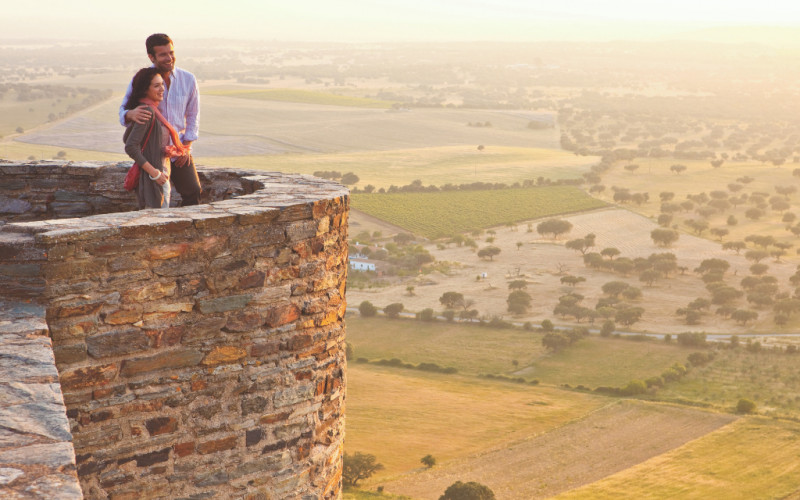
[4,0,800,42]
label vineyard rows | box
[351,186,607,238]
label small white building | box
[349,258,376,272]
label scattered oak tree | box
[507,290,532,314]
[439,481,496,500]
[343,452,384,487]
[536,218,573,239]
[477,246,501,261]
[651,228,679,247]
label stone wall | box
[0,161,348,499]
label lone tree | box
[343,452,384,487]
[651,228,679,247]
[439,292,465,309]
[477,246,501,261]
[560,275,586,287]
[439,481,495,500]
[670,164,687,174]
[536,218,573,239]
[421,454,436,468]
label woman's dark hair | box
[124,67,160,110]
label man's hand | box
[125,105,152,125]
[174,154,191,167]
[174,140,193,167]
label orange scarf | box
[140,98,191,158]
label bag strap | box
[141,113,156,151]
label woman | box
[123,67,189,209]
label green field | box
[350,186,607,238]
[659,348,800,418]
[557,417,800,500]
[203,88,394,108]
[348,316,693,387]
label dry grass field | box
[557,416,800,500]
[344,363,610,483]
[348,207,799,334]
[377,400,736,500]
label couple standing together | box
[122,33,201,209]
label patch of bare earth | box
[380,400,736,500]
[348,207,796,334]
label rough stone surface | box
[0,301,80,499]
[0,162,348,499]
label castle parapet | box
[0,161,348,499]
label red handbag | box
[124,117,156,191]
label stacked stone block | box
[0,162,348,499]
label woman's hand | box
[156,171,170,186]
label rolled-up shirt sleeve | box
[119,80,134,126]
[182,77,200,143]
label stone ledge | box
[0,301,81,499]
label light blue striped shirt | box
[119,67,200,143]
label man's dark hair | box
[146,33,173,55]
[124,67,160,110]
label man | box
[120,33,201,206]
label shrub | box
[417,308,436,321]
[359,301,378,317]
[488,316,513,329]
[645,376,664,388]
[736,398,757,414]
[677,332,707,347]
[383,302,404,318]
[688,351,714,367]
[421,454,436,468]
[621,379,647,396]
